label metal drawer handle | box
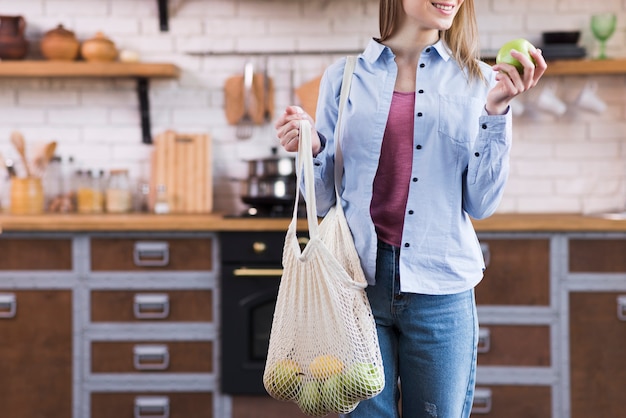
[133,241,170,267]
[477,327,491,354]
[0,293,16,319]
[472,388,492,414]
[134,396,170,418]
[480,242,491,268]
[233,268,283,277]
[133,345,170,370]
[618,295,626,321]
[133,294,170,319]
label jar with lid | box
[105,169,132,213]
[77,169,104,213]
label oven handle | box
[233,268,284,277]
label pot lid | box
[44,24,76,39]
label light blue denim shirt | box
[311,38,512,295]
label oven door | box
[221,263,283,394]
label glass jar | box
[105,169,132,213]
[77,169,104,213]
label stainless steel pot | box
[240,175,296,201]
[246,156,296,177]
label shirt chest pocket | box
[438,95,483,146]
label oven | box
[220,231,307,395]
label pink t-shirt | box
[370,91,415,247]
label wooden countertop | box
[1,212,626,233]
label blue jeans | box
[342,240,478,418]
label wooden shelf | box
[544,58,626,76]
[483,57,626,76]
[0,60,179,78]
[0,60,180,144]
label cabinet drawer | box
[91,290,213,322]
[91,392,212,418]
[477,325,550,367]
[476,239,550,306]
[471,385,551,417]
[90,237,214,271]
[569,238,626,273]
[91,341,213,373]
[0,238,72,270]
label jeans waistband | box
[377,239,400,251]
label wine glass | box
[590,12,617,59]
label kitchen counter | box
[0,212,625,232]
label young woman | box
[276,0,546,417]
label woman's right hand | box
[275,106,322,155]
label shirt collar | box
[362,37,452,64]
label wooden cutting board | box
[150,131,213,213]
[295,74,322,120]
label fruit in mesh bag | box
[298,380,327,417]
[344,362,385,400]
[321,374,359,414]
[264,359,302,401]
[309,354,344,380]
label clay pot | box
[41,24,79,61]
[80,31,117,62]
[0,15,29,60]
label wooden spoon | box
[39,141,58,175]
[10,131,31,177]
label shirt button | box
[425,48,431,53]
[475,152,480,157]
[408,210,414,215]
[419,63,425,68]
[417,112,423,117]
[404,243,410,248]
[482,123,487,129]
[418,89,424,94]
[412,177,418,182]
[416,144,422,150]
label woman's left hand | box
[486,47,547,115]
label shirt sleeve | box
[462,107,512,219]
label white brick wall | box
[0,0,624,214]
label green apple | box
[297,380,326,417]
[264,359,302,401]
[495,38,537,75]
[321,374,359,414]
[343,362,385,400]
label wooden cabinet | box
[470,386,552,417]
[567,236,626,418]
[476,238,551,306]
[0,290,72,417]
[0,232,218,418]
[0,235,73,418]
[569,292,626,418]
[473,236,554,417]
[85,233,218,417]
[91,392,213,418]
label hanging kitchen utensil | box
[236,61,255,139]
[295,74,322,120]
[10,130,31,177]
[224,62,274,128]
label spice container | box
[105,169,132,213]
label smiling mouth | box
[432,3,454,12]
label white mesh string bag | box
[263,57,384,417]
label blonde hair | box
[379,0,484,82]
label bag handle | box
[293,56,358,237]
[333,55,357,206]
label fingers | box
[275,106,312,152]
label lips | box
[432,2,454,12]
